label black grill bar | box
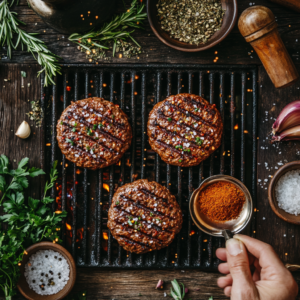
[61,72,68,245]
[251,70,258,239]
[230,73,235,177]
[220,73,225,175]
[41,64,257,270]
[82,72,89,264]
[72,71,79,260]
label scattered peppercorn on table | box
[1,0,300,298]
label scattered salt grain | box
[24,249,70,295]
[275,170,300,216]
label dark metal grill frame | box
[40,64,257,270]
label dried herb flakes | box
[26,100,43,128]
[157,0,225,45]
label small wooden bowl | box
[17,242,76,300]
[147,0,238,52]
[268,161,300,225]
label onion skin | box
[272,125,300,142]
[272,100,300,134]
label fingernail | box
[226,238,243,256]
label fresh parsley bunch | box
[0,155,67,300]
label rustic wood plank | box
[1,0,300,65]
[256,65,300,266]
[1,268,299,299]
[0,63,43,200]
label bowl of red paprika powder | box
[189,175,253,237]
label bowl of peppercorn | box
[147,0,238,52]
[17,242,76,300]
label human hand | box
[216,234,298,299]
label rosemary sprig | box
[0,0,61,86]
[68,0,147,57]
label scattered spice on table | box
[82,39,143,61]
[26,99,43,128]
[157,0,225,45]
[198,181,245,222]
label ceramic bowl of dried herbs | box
[147,0,238,52]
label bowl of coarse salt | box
[268,161,300,225]
[17,242,76,300]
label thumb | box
[226,238,258,299]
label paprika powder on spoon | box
[198,181,246,222]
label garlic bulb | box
[16,121,31,139]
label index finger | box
[234,234,285,270]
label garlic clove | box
[16,121,31,139]
[156,279,164,289]
[272,125,300,142]
[272,100,300,134]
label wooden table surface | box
[1,0,300,299]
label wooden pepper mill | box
[268,0,300,13]
[238,6,299,89]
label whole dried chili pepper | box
[198,181,245,222]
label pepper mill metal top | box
[238,6,299,89]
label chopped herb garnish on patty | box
[60,121,63,125]
[111,115,115,119]
[116,200,120,205]
[72,128,76,132]
[87,128,93,136]
[178,159,182,163]
[175,145,183,149]
[93,124,97,130]
[150,212,154,216]
[98,123,104,128]
[66,138,74,146]
[86,146,90,151]
[74,122,78,126]
[196,137,203,146]
[195,108,199,112]
[168,117,172,122]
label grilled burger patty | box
[147,93,223,167]
[107,179,183,254]
[56,97,132,170]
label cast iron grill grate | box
[40,64,257,270]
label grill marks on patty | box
[57,98,132,170]
[147,93,223,167]
[108,180,183,253]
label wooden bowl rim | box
[17,241,76,300]
[147,0,238,52]
[268,161,300,225]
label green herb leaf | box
[28,167,45,177]
[21,71,26,77]
[66,138,74,146]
